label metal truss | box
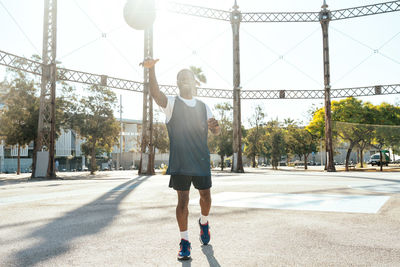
[167,2,230,21]
[168,1,400,22]
[240,84,400,99]
[0,50,42,76]
[1,50,400,99]
[241,12,319,23]
[331,1,400,21]
[57,68,143,92]
[331,84,400,98]
[33,0,58,178]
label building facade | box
[0,130,86,173]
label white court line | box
[190,192,390,214]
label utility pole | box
[230,0,244,173]
[320,0,335,172]
[32,0,58,178]
[139,26,155,175]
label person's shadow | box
[201,245,221,267]
[7,176,150,267]
[180,258,192,267]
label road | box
[0,169,399,266]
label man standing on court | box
[141,58,220,261]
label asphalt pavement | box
[0,168,399,266]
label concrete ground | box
[0,168,399,266]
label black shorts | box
[169,175,212,191]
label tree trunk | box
[304,154,308,170]
[220,155,224,171]
[345,143,354,172]
[252,155,256,168]
[90,144,96,175]
[17,144,21,175]
[379,150,383,172]
[360,149,364,168]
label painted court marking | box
[349,183,400,194]
[190,192,390,214]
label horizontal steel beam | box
[331,1,400,21]
[167,2,230,21]
[0,50,42,76]
[1,50,399,99]
[58,68,144,92]
[241,12,319,23]
[168,1,400,22]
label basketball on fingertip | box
[123,0,156,30]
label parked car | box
[368,153,390,166]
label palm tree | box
[189,66,207,96]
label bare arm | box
[142,59,167,108]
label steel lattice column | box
[32,0,57,178]
[231,1,244,173]
[320,2,336,172]
[139,27,155,175]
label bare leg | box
[199,189,211,216]
[176,190,190,231]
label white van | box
[368,153,390,166]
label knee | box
[177,196,189,210]
[199,191,211,203]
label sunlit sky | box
[1,0,399,127]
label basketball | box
[123,0,156,30]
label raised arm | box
[141,59,167,108]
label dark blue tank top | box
[166,96,211,176]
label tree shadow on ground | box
[7,175,150,267]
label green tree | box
[0,56,78,176]
[243,105,266,167]
[0,72,38,174]
[264,120,285,170]
[189,66,207,86]
[189,66,207,96]
[72,85,120,174]
[152,111,169,154]
[331,98,374,171]
[286,122,318,170]
[208,103,233,170]
[370,103,400,171]
[353,102,376,168]
[307,98,400,171]
[308,98,378,170]
[153,123,169,154]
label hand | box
[139,58,159,68]
[208,118,220,135]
